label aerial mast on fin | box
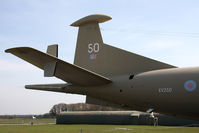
[70,14,112,27]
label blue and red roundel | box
[184,80,197,92]
[90,54,97,60]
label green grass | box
[0,118,55,124]
[0,119,199,133]
[0,125,199,133]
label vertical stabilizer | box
[71,14,175,77]
[47,44,58,57]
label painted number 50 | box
[88,43,100,53]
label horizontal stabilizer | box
[25,83,67,93]
[25,83,83,95]
[5,47,112,86]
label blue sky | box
[1,0,199,114]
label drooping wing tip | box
[5,47,33,53]
[5,47,20,53]
[5,48,12,53]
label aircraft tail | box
[72,14,176,77]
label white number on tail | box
[88,43,99,53]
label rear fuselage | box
[85,67,199,119]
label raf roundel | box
[184,80,197,92]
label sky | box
[1,0,199,115]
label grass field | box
[0,118,199,133]
[0,125,199,133]
[0,118,55,124]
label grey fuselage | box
[73,67,199,119]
